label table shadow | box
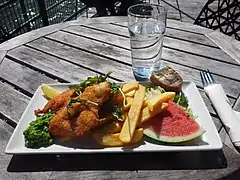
[219,168,240,180]
[7,149,227,172]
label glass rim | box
[127,3,167,18]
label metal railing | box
[0,0,87,43]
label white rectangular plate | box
[5,81,222,154]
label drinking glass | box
[128,3,167,80]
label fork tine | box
[206,69,215,83]
[204,70,211,84]
[200,71,207,87]
[203,70,211,85]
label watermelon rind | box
[143,127,205,143]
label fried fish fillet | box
[49,81,111,140]
[35,89,76,116]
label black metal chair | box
[194,0,240,40]
[82,0,117,17]
[83,0,143,17]
[0,26,11,43]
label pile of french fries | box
[93,81,176,147]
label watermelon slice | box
[143,100,205,143]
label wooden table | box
[0,16,240,180]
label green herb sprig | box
[173,94,197,119]
[69,72,112,95]
[112,106,123,121]
[109,82,120,95]
[67,98,98,116]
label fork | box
[200,69,215,88]
[200,69,240,148]
[200,69,231,105]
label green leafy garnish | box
[173,94,188,109]
[69,72,112,94]
[109,82,120,95]
[173,94,197,119]
[23,113,55,149]
[67,98,98,116]
[145,82,153,92]
[112,106,123,121]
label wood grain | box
[114,19,214,34]
[0,119,51,180]
[26,38,134,82]
[47,30,131,65]
[0,82,30,123]
[206,31,240,65]
[7,46,100,83]
[86,22,217,47]
[0,58,57,95]
[108,23,238,66]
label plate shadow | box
[7,149,227,172]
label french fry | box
[122,82,139,93]
[142,99,148,109]
[125,89,136,97]
[138,103,168,125]
[123,97,133,111]
[147,92,176,111]
[93,128,143,147]
[119,85,146,143]
[122,111,128,120]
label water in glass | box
[129,19,165,80]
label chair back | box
[194,0,240,40]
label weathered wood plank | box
[166,28,217,47]
[0,50,6,64]
[84,22,217,47]
[26,38,134,82]
[63,25,129,48]
[65,24,240,82]
[47,31,131,65]
[0,58,58,95]
[109,23,238,65]
[167,19,214,34]
[69,16,128,26]
[0,120,51,180]
[205,31,240,65]
[47,29,240,98]
[114,19,214,34]
[0,82,30,123]
[7,46,101,83]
